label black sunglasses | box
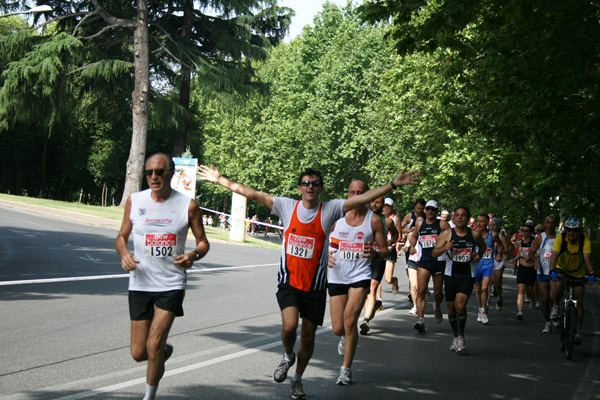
[519,229,530,233]
[300,180,323,187]
[425,207,437,211]
[145,169,168,176]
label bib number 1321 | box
[286,234,315,260]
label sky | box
[279,0,358,41]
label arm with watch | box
[173,199,210,268]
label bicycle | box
[557,275,583,360]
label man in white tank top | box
[116,153,210,400]
[327,180,388,385]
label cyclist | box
[549,218,596,344]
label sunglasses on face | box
[519,229,530,233]
[425,207,437,211]
[145,169,168,176]
[300,180,323,187]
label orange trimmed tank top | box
[281,201,327,291]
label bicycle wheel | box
[565,303,577,360]
[559,304,566,352]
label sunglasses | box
[519,229,530,233]
[300,180,323,187]
[144,169,168,176]
[425,207,437,211]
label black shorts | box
[407,259,419,270]
[129,290,185,320]
[328,279,371,296]
[276,284,327,326]
[385,246,398,261]
[418,260,445,276]
[370,259,386,282]
[556,270,587,287]
[517,265,537,287]
[444,275,475,302]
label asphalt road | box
[1,205,599,400]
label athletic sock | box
[142,384,158,400]
[448,315,458,336]
[293,373,302,382]
[458,312,467,336]
[284,352,295,362]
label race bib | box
[287,234,315,259]
[144,233,177,257]
[544,252,552,260]
[338,241,364,261]
[421,234,437,248]
[452,248,472,262]
[519,248,530,258]
[482,248,492,259]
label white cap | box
[425,200,438,209]
[384,198,394,206]
[441,209,449,215]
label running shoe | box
[274,354,295,383]
[165,343,174,361]
[477,309,482,322]
[376,299,384,310]
[574,333,582,345]
[542,322,552,333]
[516,312,523,321]
[392,277,399,295]
[414,318,426,333]
[359,319,370,335]
[336,367,352,386]
[535,302,541,310]
[290,379,306,399]
[408,305,417,315]
[434,306,443,323]
[496,297,503,311]
[456,335,466,353]
[337,336,345,356]
[449,336,458,352]
[550,306,559,326]
[529,300,535,310]
[481,310,489,324]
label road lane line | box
[0,264,278,286]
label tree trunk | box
[119,0,150,207]
[172,0,193,157]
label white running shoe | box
[477,309,483,322]
[449,336,458,351]
[336,367,352,386]
[414,318,426,333]
[550,306,559,326]
[337,336,345,356]
[456,335,466,352]
[408,305,417,315]
[542,321,552,333]
[481,310,489,324]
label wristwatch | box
[194,250,202,260]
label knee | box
[333,325,345,337]
[131,347,147,363]
[282,323,298,338]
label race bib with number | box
[519,248,530,258]
[144,233,177,257]
[482,248,493,259]
[544,252,552,259]
[452,248,472,262]
[338,241,364,261]
[421,234,437,248]
[287,234,315,259]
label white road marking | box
[0,264,278,286]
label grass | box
[0,193,281,250]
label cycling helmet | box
[564,217,583,229]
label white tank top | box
[129,189,191,291]
[538,232,556,275]
[328,209,374,284]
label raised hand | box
[393,167,421,187]
[197,164,221,183]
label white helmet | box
[564,217,582,229]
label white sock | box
[293,372,302,382]
[142,384,157,400]
[284,352,295,362]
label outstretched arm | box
[342,167,420,213]
[198,164,274,210]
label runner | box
[401,199,426,304]
[115,153,210,400]
[198,164,419,399]
[380,198,401,296]
[409,200,450,332]
[474,213,504,324]
[359,196,398,335]
[489,217,510,311]
[404,228,422,315]
[512,223,536,321]
[327,180,388,385]
[529,215,557,333]
[432,207,486,353]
